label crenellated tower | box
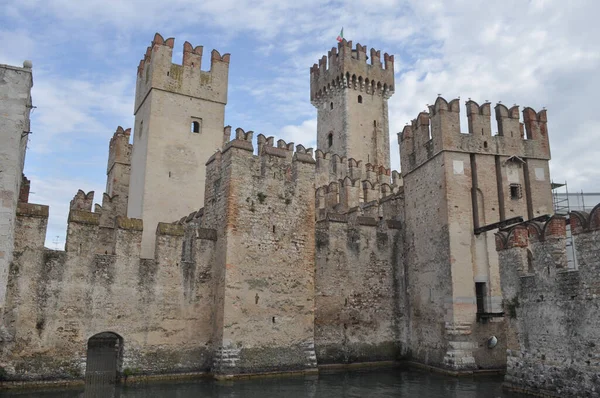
[106,126,132,217]
[128,33,231,258]
[310,40,395,170]
[398,96,553,372]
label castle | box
[1,33,598,396]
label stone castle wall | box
[497,206,600,397]
[0,62,33,310]
[315,214,406,364]
[3,202,217,380]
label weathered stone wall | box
[0,62,33,309]
[2,202,217,381]
[315,215,405,364]
[128,33,230,258]
[401,151,453,367]
[197,130,318,376]
[497,208,600,397]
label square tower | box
[0,61,33,309]
[310,40,395,169]
[128,33,230,258]
[398,96,553,371]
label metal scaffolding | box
[550,181,600,269]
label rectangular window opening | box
[510,183,522,200]
[475,282,486,314]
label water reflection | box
[0,368,528,398]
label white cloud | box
[28,73,134,153]
[280,119,318,149]
[2,0,599,247]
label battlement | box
[208,127,317,166]
[107,126,131,174]
[314,149,401,188]
[495,205,600,279]
[570,204,600,235]
[497,205,600,396]
[134,33,230,112]
[315,177,403,219]
[310,39,395,105]
[399,96,551,175]
[70,190,94,211]
[198,127,318,229]
[495,215,568,251]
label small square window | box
[510,184,522,200]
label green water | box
[0,368,527,397]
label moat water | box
[0,368,528,397]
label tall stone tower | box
[106,126,132,217]
[398,96,553,371]
[310,40,395,169]
[128,33,230,258]
[0,61,33,309]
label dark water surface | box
[0,368,528,398]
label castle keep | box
[1,32,598,396]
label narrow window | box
[358,95,363,103]
[191,119,201,134]
[272,225,275,233]
[484,141,488,148]
[373,120,377,128]
[330,102,333,110]
[138,120,143,138]
[327,133,333,148]
[510,184,522,200]
[475,282,486,314]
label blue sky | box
[2,0,599,249]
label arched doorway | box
[84,332,123,387]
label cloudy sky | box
[2,0,599,248]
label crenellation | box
[466,100,492,137]
[497,207,600,396]
[401,97,553,177]
[2,34,588,392]
[383,53,394,70]
[14,203,49,252]
[19,174,30,203]
[69,190,94,212]
[495,103,522,138]
[223,125,232,147]
[310,39,395,104]
[135,33,229,110]
[182,41,203,68]
[370,48,381,67]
